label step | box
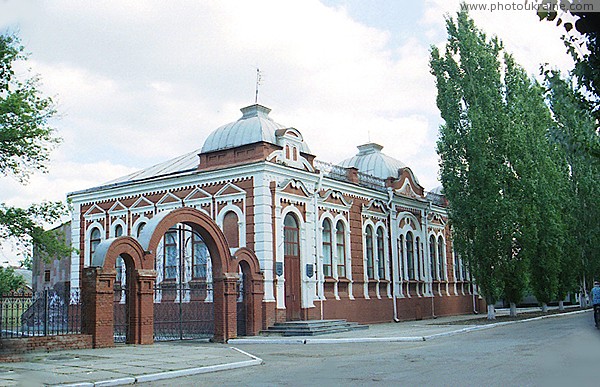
[261,319,369,336]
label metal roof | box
[338,143,407,180]
[201,104,311,154]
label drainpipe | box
[314,171,324,320]
[387,188,400,323]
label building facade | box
[67,104,479,337]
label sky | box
[0,0,575,265]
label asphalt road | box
[146,313,600,386]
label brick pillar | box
[213,273,240,342]
[81,267,115,348]
[346,167,359,184]
[248,278,264,336]
[133,269,156,345]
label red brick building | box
[67,104,480,343]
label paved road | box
[147,313,600,386]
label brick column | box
[248,278,265,336]
[213,273,240,342]
[81,267,115,348]
[127,269,156,345]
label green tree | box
[545,70,600,296]
[0,32,70,263]
[538,1,600,161]
[430,9,515,319]
[0,266,25,295]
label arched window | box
[192,232,209,279]
[293,147,298,161]
[223,211,239,248]
[163,229,178,280]
[376,227,385,279]
[429,235,437,280]
[416,237,421,280]
[284,214,299,257]
[398,235,405,280]
[406,232,415,280]
[365,226,374,280]
[136,222,146,238]
[285,145,290,159]
[438,236,445,280]
[90,228,101,258]
[115,224,124,237]
[322,219,333,277]
[336,221,346,278]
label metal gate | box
[236,272,246,336]
[113,278,128,343]
[153,225,214,341]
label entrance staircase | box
[262,319,369,336]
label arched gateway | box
[82,207,260,346]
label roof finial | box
[255,68,262,104]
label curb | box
[54,347,263,387]
[229,309,591,345]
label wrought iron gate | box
[153,225,214,341]
[113,280,128,343]
[236,272,246,336]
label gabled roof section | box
[215,182,245,197]
[131,196,154,210]
[157,192,182,206]
[84,204,106,217]
[184,187,212,201]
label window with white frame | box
[90,227,101,259]
[163,228,178,280]
[398,234,405,280]
[437,235,445,280]
[365,226,374,280]
[222,211,239,248]
[406,231,415,280]
[429,235,437,280]
[376,227,385,279]
[322,219,333,277]
[416,236,421,280]
[336,221,346,278]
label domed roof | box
[201,104,310,154]
[338,143,406,180]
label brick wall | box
[0,334,93,361]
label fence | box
[0,288,81,338]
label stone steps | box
[261,319,369,337]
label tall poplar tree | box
[545,70,600,295]
[430,9,514,318]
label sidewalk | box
[0,306,587,386]
[0,342,261,387]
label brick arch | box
[137,207,238,342]
[138,207,233,275]
[82,236,155,348]
[92,236,148,271]
[234,248,264,336]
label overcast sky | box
[0,0,574,265]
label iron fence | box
[0,288,81,338]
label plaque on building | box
[306,263,314,278]
[275,262,283,276]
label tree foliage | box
[430,8,574,316]
[538,1,600,161]
[0,32,70,263]
[430,9,513,310]
[0,266,25,295]
[545,70,600,288]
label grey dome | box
[201,104,310,154]
[339,143,406,180]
